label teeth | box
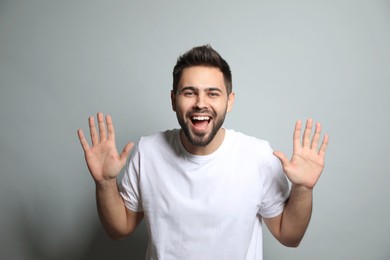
[192,116,210,121]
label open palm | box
[78,112,133,183]
[273,119,329,189]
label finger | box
[89,116,98,145]
[97,112,107,141]
[311,122,321,150]
[293,120,302,153]
[319,134,329,157]
[302,118,313,148]
[120,142,134,162]
[106,114,115,141]
[77,129,90,151]
[273,151,290,169]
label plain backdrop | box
[1,0,389,259]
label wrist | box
[95,178,118,190]
[291,184,313,193]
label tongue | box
[193,120,208,129]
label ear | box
[171,90,177,112]
[227,92,235,112]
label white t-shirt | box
[119,129,289,260]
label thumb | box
[273,151,290,167]
[120,142,134,162]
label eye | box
[183,90,196,97]
[208,92,220,97]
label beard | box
[177,108,227,147]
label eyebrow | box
[207,87,223,93]
[179,86,223,93]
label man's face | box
[171,66,234,148]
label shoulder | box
[225,129,280,169]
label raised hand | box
[77,112,133,183]
[273,119,329,189]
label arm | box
[95,179,144,240]
[265,119,329,247]
[78,112,143,240]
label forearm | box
[280,184,313,247]
[95,178,132,240]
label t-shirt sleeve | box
[119,143,143,212]
[258,143,290,218]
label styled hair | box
[172,45,232,95]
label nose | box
[194,92,208,110]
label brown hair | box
[172,45,232,95]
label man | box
[77,45,328,259]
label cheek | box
[176,99,193,111]
[173,104,186,117]
[213,101,229,113]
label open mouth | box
[191,116,211,130]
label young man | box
[77,45,328,259]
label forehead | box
[178,66,226,92]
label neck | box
[180,128,225,156]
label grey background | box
[1,0,389,259]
